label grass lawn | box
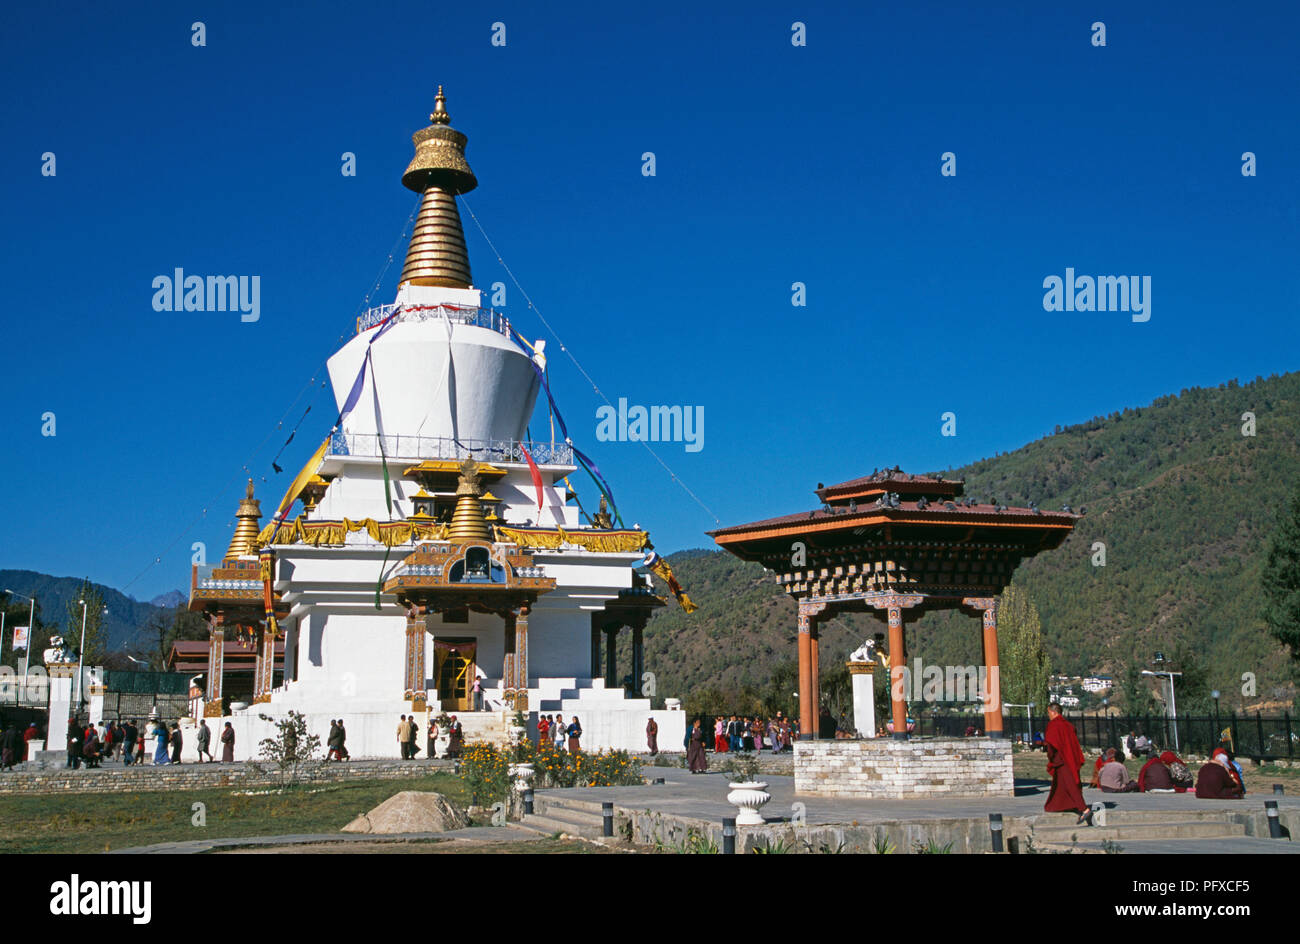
[0,771,471,855]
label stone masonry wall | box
[0,758,452,796]
[795,738,1012,798]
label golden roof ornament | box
[447,458,492,543]
[224,479,263,560]
[399,86,476,289]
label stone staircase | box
[515,792,608,840]
[1030,809,1247,848]
[454,712,512,748]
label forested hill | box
[644,371,1300,711]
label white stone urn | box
[509,762,535,793]
[726,781,771,826]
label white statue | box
[849,638,877,663]
[43,635,77,666]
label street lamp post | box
[76,600,88,708]
[1142,654,1183,753]
[1212,689,1221,752]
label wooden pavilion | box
[709,468,1078,740]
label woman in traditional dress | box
[751,717,764,752]
[713,718,727,753]
[426,718,439,759]
[566,716,582,753]
[537,714,551,747]
[220,722,235,762]
[152,722,170,765]
[687,719,708,773]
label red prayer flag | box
[520,443,544,513]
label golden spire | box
[399,86,477,289]
[224,479,263,560]
[447,459,492,543]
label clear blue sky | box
[1,0,1296,601]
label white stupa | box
[184,89,684,757]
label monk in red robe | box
[1044,703,1089,821]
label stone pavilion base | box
[795,737,1013,799]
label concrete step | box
[534,794,608,817]
[1032,820,1246,842]
[517,809,605,839]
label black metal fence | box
[911,711,1297,760]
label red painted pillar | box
[888,604,908,739]
[981,604,1003,737]
[797,610,814,740]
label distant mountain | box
[0,569,175,657]
[644,371,1300,712]
[148,590,188,610]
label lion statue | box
[43,635,77,666]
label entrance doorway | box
[435,640,476,711]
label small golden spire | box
[447,459,492,543]
[224,479,263,559]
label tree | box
[999,584,1051,710]
[254,711,322,786]
[1262,477,1300,676]
[146,605,208,671]
[1119,658,1158,716]
[64,580,107,667]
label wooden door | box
[435,641,476,711]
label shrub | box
[460,742,511,806]
[524,741,644,789]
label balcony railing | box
[329,431,573,466]
[356,302,513,338]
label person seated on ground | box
[1099,748,1139,792]
[1133,733,1150,757]
[1089,753,1107,789]
[81,731,102,769]
[1195,749,1244,799]
[1223,749,1246,794]
[1138,748,1175,793]
[1160,750,1194,792]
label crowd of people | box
[536,714,583,752]
[1042,703,1250,823]
[19,717,242,769]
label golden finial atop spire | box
[225,480,263,560]
[399,86,477,289]
[430,85,450,124]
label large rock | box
[342,791,468,834]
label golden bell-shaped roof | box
[224,479,263,560]
[399,86,477,289]
[447,458,493,543]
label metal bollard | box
[1265,800,1283,839]
[989,813,1004,852]
[1274,784,1285,796]
[722,817,736,855]
[1006,836,1020,855]
[602,801,614,838]
[523,788,534,816]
